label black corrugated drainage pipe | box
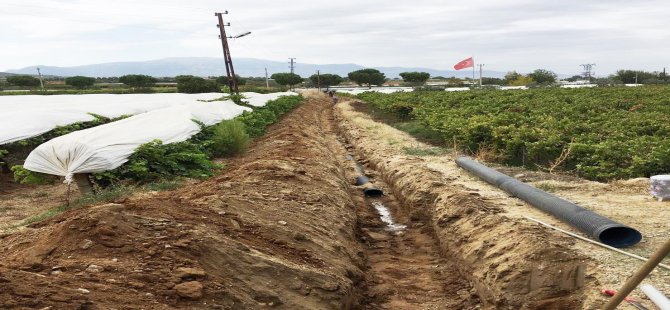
[456,156,642,248]
[355,174,384,198]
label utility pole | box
[36,67,44,90]
[289,58,296,74]
[478,64,485,87]
[317,70,321,91]
[580,64,595,83]
[215,11,238,94]
[472,60,476,85]
[635,72,638,85]
[265,67,269,89]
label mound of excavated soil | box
[0,96,366,309]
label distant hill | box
[0,72,19,78]
[7,57,508,79]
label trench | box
[335,150,478,307]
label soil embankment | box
[0,95,367,309]
[335,100,592,309]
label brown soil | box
[345,163,479,309]
[338,99,670,309]
[0,173,80,232]
[0,95,368,309]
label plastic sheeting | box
[239,91,298,107]
[0,93,224,145]
[651,175,670,199]
[24,101,249,183]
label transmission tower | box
[581,64,596,82]
[289,58,296,74]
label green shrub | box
[237,95,303,137]
[93,139,215,185]
[176,75,220,93]
[11,165,56,185]
[209,120,250,157]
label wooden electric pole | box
[36,67,45,90]
[265,67,269,89]
[215,11,239,94]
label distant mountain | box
[7,57,508,79]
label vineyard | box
[357,86,670,181]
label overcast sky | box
[1,0,668,75]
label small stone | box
[278,221,287,225]
[176,267,207,280]
[174,281,204,299]
[79,239,95,250]
[320,282,340,292]
[85,264,104,273]
[128,281,145,289]
[111,258,118,263]
[76,288,90,294]
[51,270,62,275]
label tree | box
[348,69,386,88]
[119,74,157,89]
[309,73,343,87]
[216,75,247,87]
[6,75,40,87]
[175,75,220,93]
[504,71,522,85]
[528,69,557,84]
[613,70,656,84]
[65,76,96,89]
[481,77,505,85]
[565,75,583,82]
[509,75,534,86]
[399,72,430,85]
[270,73,303,88]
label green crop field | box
[357,87,670,181]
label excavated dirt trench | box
[0,93,590,309]
[335,99,593,309]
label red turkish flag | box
[453,57,474,70]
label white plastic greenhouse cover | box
[0,93,224,145]
[240,91,298,107]
[23,101,249,183]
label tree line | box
[3,67,668,92]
